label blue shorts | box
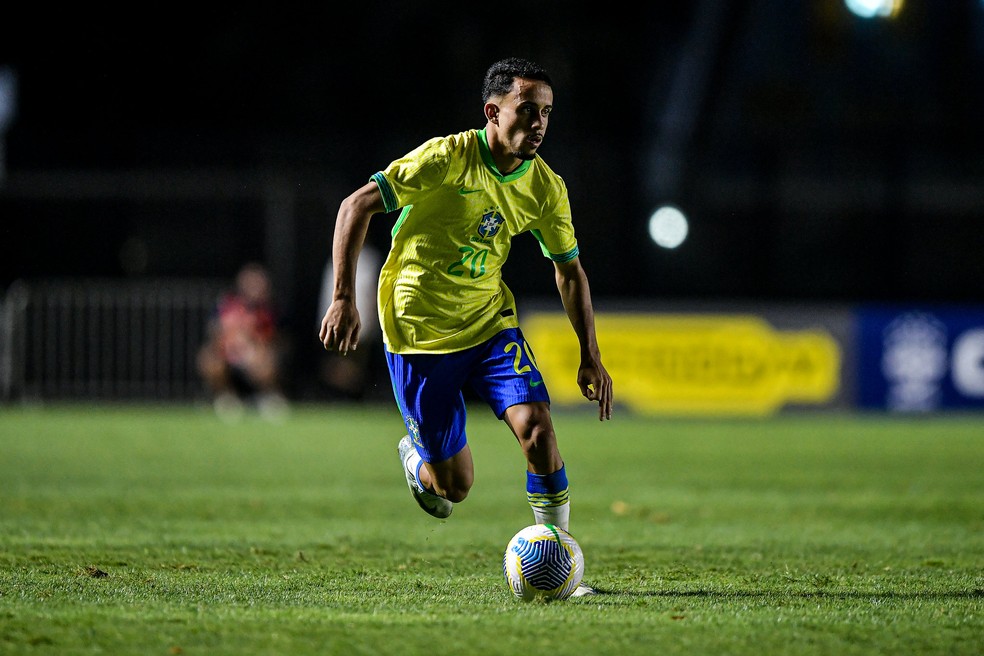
[386,327,550,463]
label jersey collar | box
[477,129,532,182]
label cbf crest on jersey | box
[477,210,505,239]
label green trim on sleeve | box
[371,172,398,213]
[531,229,579,263]
[550,245,579,263]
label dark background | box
[2,1,983,396]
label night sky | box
[3,2,983,308]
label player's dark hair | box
[482,57,552,102]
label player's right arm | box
[553,256,613,421]
[320,181,385,355]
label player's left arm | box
[553,257,613,421]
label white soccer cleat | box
[570,584,598,598]
[398,435,453,519]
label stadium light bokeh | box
[648,205,689,250]
[844,0,903,19]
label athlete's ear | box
[484,102,500,125]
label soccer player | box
[319,57,613,595]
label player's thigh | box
[469,328,550,418]
[385,349,472,463]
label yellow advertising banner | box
[524,313,841,416]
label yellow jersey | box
[372,128,579,354]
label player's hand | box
[319,299,361,355]
[578,359,613,421]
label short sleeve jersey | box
[371,128,578,354]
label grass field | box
[1,403,982,655]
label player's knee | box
[432,471,473,503]
[513,414,560,471]
[508,402,551,433]
[443,484,470,503]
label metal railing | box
[2,278,226,402]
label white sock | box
[531,502,570,532]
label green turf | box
[1,404,982,655]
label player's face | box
[496,78,553,162]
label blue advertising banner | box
[858,306,984,411]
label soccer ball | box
[502,523,584,601]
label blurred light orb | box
[844,0,903,19]
[648,205,689,249]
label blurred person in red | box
[197,262,288,421]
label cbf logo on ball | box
[477,210,504,239]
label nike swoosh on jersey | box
[530,380,544,388]
[458,188,483,195]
